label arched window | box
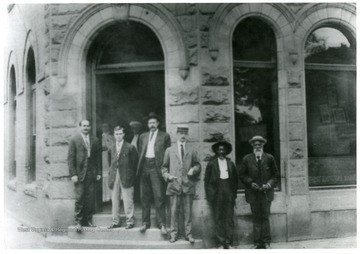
[9,65,17,179]
[305,27,356,187]
[26,47,36,183]
[232,18,280,188]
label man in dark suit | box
[239,136,279,249]
[204,141,238,249]
[68,120,101,232]
[107,126,138,229]
[137,112,171,234]
[161,125,201,243]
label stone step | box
[93,213,158,227]
[45,236,203,249]
[68,226,170,241]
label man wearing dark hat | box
[204,141,238,249]
[161,125,201,243]
[239,136,279,249]
[137,112,171,234]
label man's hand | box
[168,175,177,182]
[96,175,101,181]
[251,182,260,190]
[71,176,78,183]
[260,183,271,191]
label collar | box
[177,141,186,147]
[150,129,158,136]
[116,140,124,146]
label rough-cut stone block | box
[168,86,198,106]
[288,106,304,123]
[189,47,198,66]
[199,14,211,31]
[167,124,200,142]
[288,88,302,105]
[202,123,231,143]
[262,4,272,16]
[177,15,197,32]
[50,128,77,146]
[201,87,231,105]
[55,4,89,15]
[49,163,70,178]
[289,122,305,140]
[200,31,209,48]
[50,95,77,111]
[202,106,231,123]
[169,105,199,123]
[249,3,262,13]
[201,143,216,162]
[50,146,69,164]
[289,141,305,159]
[45,199,75,228]
[198,4,219,14]
[202,67,230,86]
[52,30,67,45]
[184,31,197,48]
[290,177,307,195]
[51,14,77,30]
[51,111,77,128]
[287,195,311,240]
[289,159,306,177]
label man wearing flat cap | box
[161,125,201,243]
[239,136,279,249]
[204,141,238,249]
[137,112,171,234]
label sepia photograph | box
[1,0,357,250]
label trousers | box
[250,193,271,245]
[111,169,134,226]
[211,179,235,245]
[74,172,95,225]
[140,158,166,227]
[169,193,193,238]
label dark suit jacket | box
[68,133,100,182]
[204,157,238,202]
[239,153,280,204]
[161,144,201,195]
[125,133,141,150]
[108,141,138,189]
[137,130,171,176]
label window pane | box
[98,21,164,65]
[233,18,276,62]
[306,70,356,186]
[234,67,279,188]
[305,27,355,64]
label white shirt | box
[177,141,186,162]
[145,129,158,158]
[116,140,124,157]
[81,133,91,157]
[131,134,139,149]
[218,158,229,179]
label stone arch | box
[294,3,356,49]
[57,3,190,88]
[208,3,295,60]
[6,51,19,100]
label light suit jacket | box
[161,143,201,195]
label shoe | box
[160,225,167,235]
[185,236,195,244]
[84,221,96,227]
[264,243,271,249]
[140,224,149,233]
[108,224,121,229]
[75,223,83,232]
[223,242,230,249]
[251,244,263,249]
[125,224,134,229]
[169,235,177,243]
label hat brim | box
[211,141,232,155]
[248,138,267,144]
[143,115,162,123]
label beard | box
[254,149,263,158]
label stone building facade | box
[4,3,356,248]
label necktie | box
[257,156,261,168]
[181,144,184,160]
[150,131,154,141]
[84,136,90,156]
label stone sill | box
[24,182,38,198]
[7,178,17,191]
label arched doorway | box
[9,65,17,180]
[87,21,165,211]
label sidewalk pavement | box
[2,212,357,249]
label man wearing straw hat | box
[239,136,279,249]
[161,125,201,244]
